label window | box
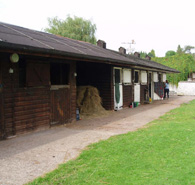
[141,71,147,84]
[123,69,131,84]
[50,63,69,85]
[134,71,139,83]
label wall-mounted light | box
[74,72,77,77]
[10,53,19,63]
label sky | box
[0,0,194,57]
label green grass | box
[28,100,195,185]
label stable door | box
[114,68,123,110]
[134,70,140,103]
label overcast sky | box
[0,0,194,57]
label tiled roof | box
[0,22,179,73]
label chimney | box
[119,47,126,54]
[134,52,140,58]
[145,55,151,60]
[97,40,106,49]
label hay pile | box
[77,86,109,118]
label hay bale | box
[77,86,109,118]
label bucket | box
[134,102,137,107]
[136,102,139,107]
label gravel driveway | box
[0,95,194,185]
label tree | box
[140,51,147,59]
[183,45,195,54]
[45,15,97,44]
[177,45,183,54]
[153,54,195,85]
[165,50,176,57]
[148,49,155,58]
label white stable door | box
[134,70,140,103]
[114,68,123,110]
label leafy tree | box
[192,53,195,60]
[139,50,155,59]
[177,45,183,54]
[165,50,176,57]
[148,49,156,57]
[153,54,195,85]
[183,45,195,54]
[140,51,147,59]
[45,15,97,44]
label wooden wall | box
[3,88,50,137]
[123,85,133,108]
[77,62,113,110]
[0,53,76,139]
[0,54,50,138]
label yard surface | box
[0,95,194,185]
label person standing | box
[164,80,169,99]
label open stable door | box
[134,70,140,103]
[114,68,123,110]
[149,72,154,99]
[50,63,71,125]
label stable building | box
[0,22,179,139]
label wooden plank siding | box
[3,88,50,137]
[0,53,76,139]
[123,85,133,108]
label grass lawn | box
[28,100,195,185]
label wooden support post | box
[0,61,6,139]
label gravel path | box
[0,95,194,185]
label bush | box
[165,50,176,57]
